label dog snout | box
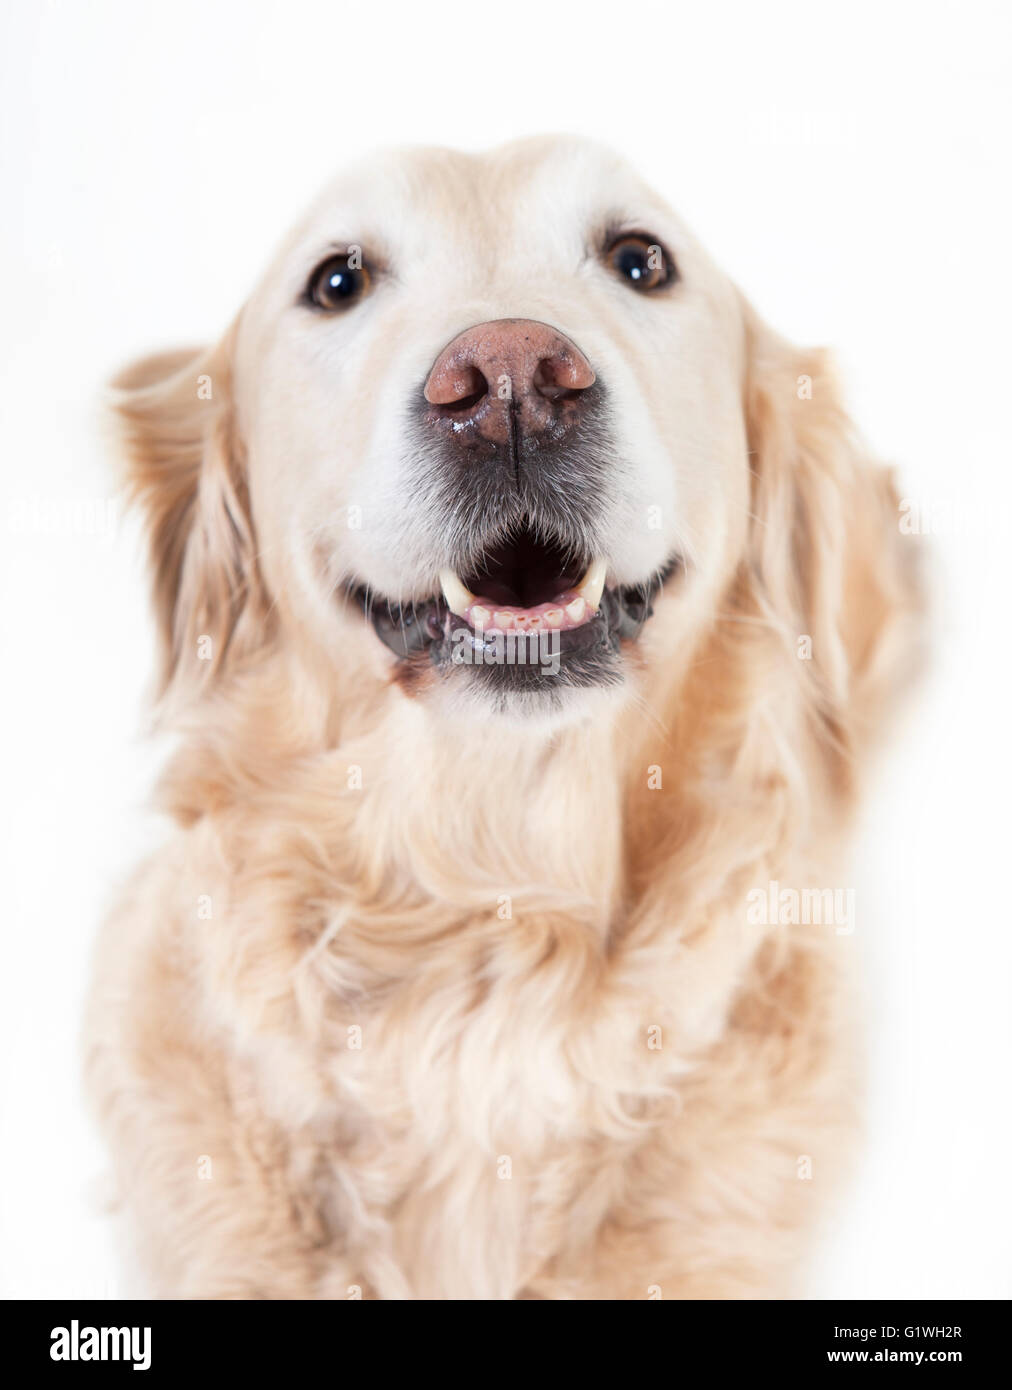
[422,318,596,446]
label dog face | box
[226,136,749,716]
[116,136,899,729]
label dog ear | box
[110,326,268,707]
[740,298,924,758]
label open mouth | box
[440,529,605,635]
[349,520,674,684]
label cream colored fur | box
[84,137,924,1299]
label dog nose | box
[423,318,596,445]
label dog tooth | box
[575,557,607,611]
[564,597,586,624]
[439,568,476,617]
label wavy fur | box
[85,142,925,1300]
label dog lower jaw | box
[353,582,666,722]
[427,665,635,732]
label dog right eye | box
[306,253,372,311]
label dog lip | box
[346,587,446,658]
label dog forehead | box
[289,136,665,263]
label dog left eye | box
[606,234,673,291]
[306,254,372,310]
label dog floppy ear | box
[111,326,268,707]
[740,298,924,760]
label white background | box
[1,0,1009,1300]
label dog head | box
[114,136,905,730]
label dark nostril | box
[425,361,488,410]
[533,364,575,402]
[444,384,487,413]
[532,356,591,402]
[535,383,581,402]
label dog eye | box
[306,254,372,310]
[606,234,673,291]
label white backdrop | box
[1,0,1009,1299]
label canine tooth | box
[439,568,476,617]
[575,557,607,611]
[470,604,491,629]
[564,597,586,624]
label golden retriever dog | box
[85,135,924,1300]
